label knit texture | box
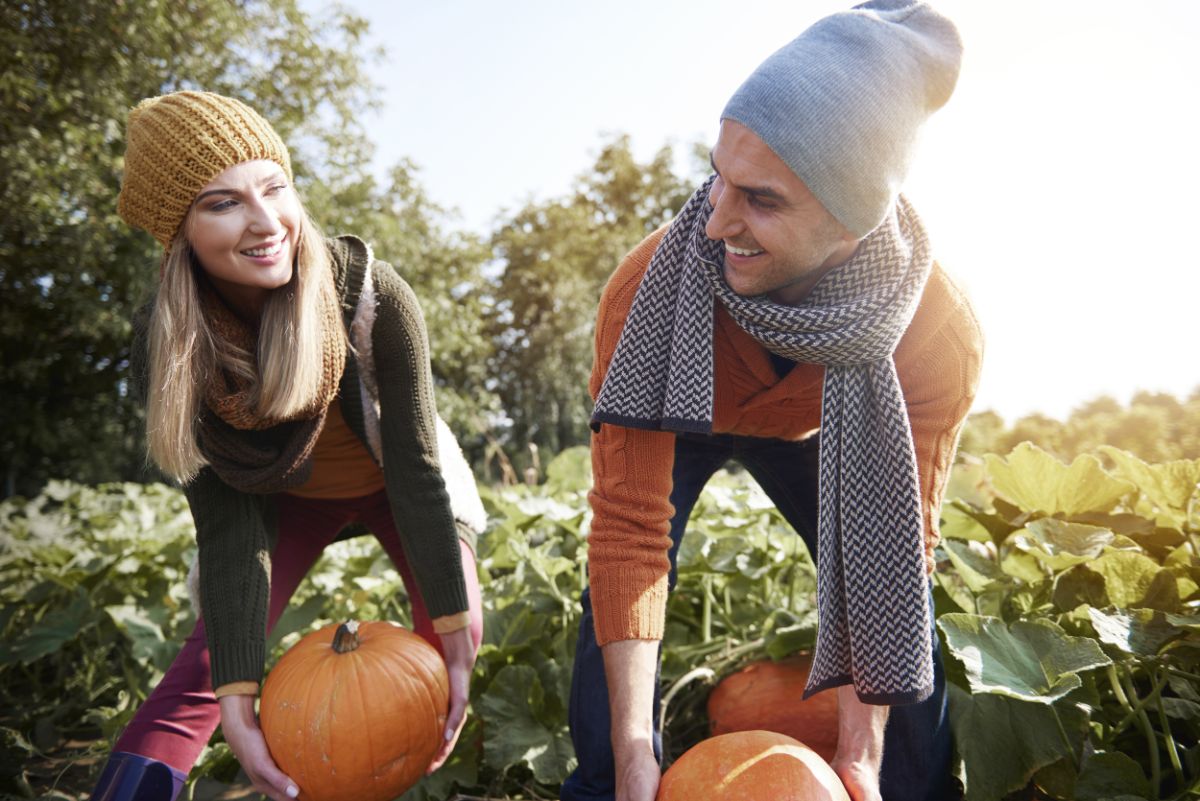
[722,0,962,237]
[132,236,469,687]
[585,225,983,673]
[194,279,347,494]
[118,91,292,247]
[593,178,935,702]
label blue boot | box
[90,751,186,801]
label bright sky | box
[325,0,1200,422]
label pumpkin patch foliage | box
[2,443,1198,800]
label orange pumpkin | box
[657,730,850,801]
[259,620,448,801]
[707,654,839,762]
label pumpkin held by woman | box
[657,730,850,801]
[259,620,448,801]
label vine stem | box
[659,666,716,735]
[1120,667,1161,800]
[1107,666,1169,744]
[1152,666,1185,789]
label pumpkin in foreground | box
[657,730,850,801]
[259,620,448,801]
[707,654,839,762]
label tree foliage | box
[0,1,507,496]
[960,389,1200,464]
[488,136,699,461]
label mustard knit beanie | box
[118,91,292,247]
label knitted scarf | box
[197,280,346,494]
[592,176,935,704]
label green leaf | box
[1100,447,1200,513]
[477,664,576,783]
[1054,566,1109,613]
[938,614,1111,703]
[764,623,817,660]
[106,605,178,672]
[1088,608,1182,656]
[1012,518,1114,572]
[948,683,1087,801]
[1090,550,1177,610]
[940,500,993,543]
[265,595,328,653]
[8,589,95,665]
[985,443,1133,516]
[1162,697,1200,726]
[1074,751,1151,801]
[941,539,1005,594]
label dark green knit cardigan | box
[133,235,469,687]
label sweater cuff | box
[209,638,266,690]
[432,611,472,634]
[214,681,259,698]
[421,576,471,620]
[589,565,669,646]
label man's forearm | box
[602,639,660,759]
[832,685,888,781]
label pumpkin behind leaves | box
[260,620,448,801]
[657,730,850,801]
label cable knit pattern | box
[587,225,983,648]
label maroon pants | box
[113,489,484,773]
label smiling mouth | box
[242,237,286,258]
[725,243,764,257]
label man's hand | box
[603,639,662,801]
[829,685,888,801]
[218,694,300,801]
[427,626,477,774]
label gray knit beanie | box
[721,0,962,238]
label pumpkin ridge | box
[360,636,412,778]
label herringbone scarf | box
[197,280,346,494]
[593,176,935,704]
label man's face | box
[706,120,858,305]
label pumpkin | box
[657,730,850,801]
[707,654,839,762]
[259,620,448,801]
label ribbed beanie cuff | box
[721,0,962,237]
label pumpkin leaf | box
[938,614,1111,703]
[1089,550,1179,610]
[1087,608,1182,657]
[1074,751,1151,801]
[985,443,1133,516]
[477,664,576,783]
[1100,447,1200,514]
[8,589,95,665]
[940,539,1004,594]
[948,683,1087,801]
[1012,519,1114,572]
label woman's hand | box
[426,626,477,774]
[218,694,299,801]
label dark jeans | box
[562,432,953,801]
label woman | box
[91,91,485,801]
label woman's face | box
[187,159,301,315]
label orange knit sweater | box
[586,226,984,646]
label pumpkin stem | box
[332,621,361,654]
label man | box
[561,3,981,801]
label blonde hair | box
[145,207,341,482]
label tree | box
[313,159,500,462]
[0,0,380,497]
[487,135,698,463]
